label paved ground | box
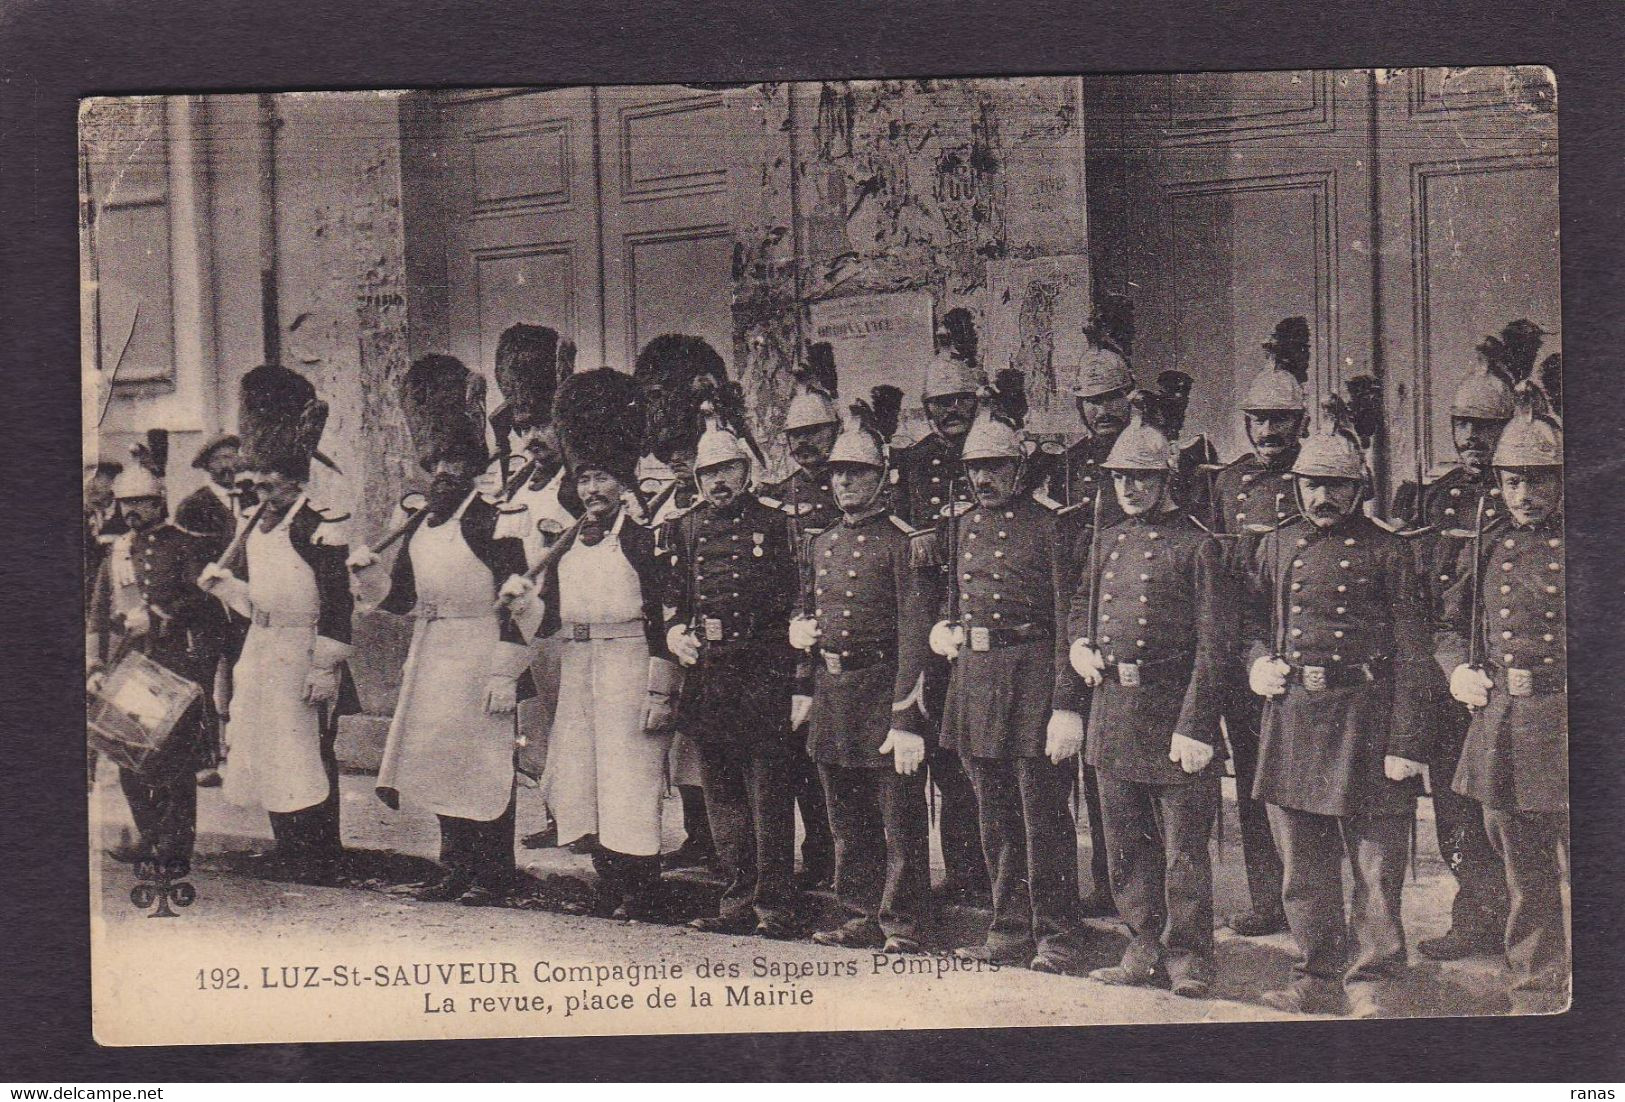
[88,767,1518,1045]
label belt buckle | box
[1117,661,1141,687]
[823,651,843,674]
[1302,665,1328,692]
[1507,667,1534,697]
[969,626,991,652]
[702,617,724,642]
[571,623,592,642]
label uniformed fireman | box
[488,323,575,850]
[663,398,803,939]
[198,366,360,885]
[760,341,844,891]
[1436,378,1568,1014]
[88,432,227,868]
[350,355,532,906]
[1391,322,1542,961]
[1047,296,1142,919]
[1243,397,1432,1017]
[1066,388,1234,998]
[787,386,934,953]
[1206,316,1312,938]
[890,308,989,905]
[936,369,1086,974]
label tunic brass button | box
[992,612,1002,621]
[1548,538,1561,548]
[1445,508,1457,517]
[1291,651,1302,660]
[1504,653,1515,663]
[1543,633,1554,642]
[993,550,1004,559]
[931,497,941,505]
[1101,613,1110,623]
[1335,606,1346,615]
[1344,538,1356,547]
[1336,584,1347,593]
[1139,573,1150,581]
[1104,571,1115,580]
[1236,512,1247,521]
[1293,559,1304,569]
[1291,582,1303,592]
[1100,634,1111,644]
[1117,533,1127,542]
[1499,608,1511,618]
[1109,552,1120,561]
[1504,539,1516,549]
[1544,585,1558,595]
[1102,594,1113,602]
[1500,585,1511,594]
[1296,538,1308,548]
[1290,628,1303,637]
[1502,630,1513,640]
[1291,605,1303,614]
[1548,562,1561,571]
[848,570,858,578]
[1333,630,1344,639]
[1501,562,1514,572]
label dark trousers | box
[700,746,796,925]
[1098,770,1218,979]
[1080,763,1112,901]
[1483,808,1570,1011]
[793,747,834,876]
[679,784,713,851]
[267,705,343,869]
[820,763,930,941]
[965,755,1081,964]
[1225,697,1284,915]
[1268,805,1409,993]
[119,767,198,865]
[924,664,986,892]
[1431,708,1510,934]
[437,795,516,891]
[592,848,662,903]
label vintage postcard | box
[82,68,1565,1046]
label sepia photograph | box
[79,68,1567,1047]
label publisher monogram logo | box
[130,857,196,918]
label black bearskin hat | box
[633,333,731,464]
[554,368,644,485]
[239,364,331,481]
[493,323,575,432]
[400,354,489,473]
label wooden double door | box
[1085,67,1558,491]
[431,85,735,378]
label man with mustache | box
[1242,397,1431,1017]
[1206,316,1313,938]
[1046,297,1141,920]
[935,370,1086,975]
[1436,380,1568,1013]
[488,324,575,851]
[89,433,227,869]
[350,355,531,906]
[758,343,843,891]
[1066,388,1233,998]
[663,407,802,938]
[890,309,990,907]
[1391,323,1541,962]
[789,387,934,953]
[500,368,679,920]
[197,367,359,885]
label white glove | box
[1249,655,1290,698]
[1069,639,1105,686]
[929,620,965,660]
[1045,709,1085,766]
[790,694,813,730]
[346,547,380,572]
[1384,755,1426,782]
[1449,664,1493,708]
[642,693,674,733]
[482,676,518,715]
[196,562,229,592]
[497,574,535,606]
[877,729,927,775]
[302,666,339,706]
[1169,733,1215,775]
[788,616,821,652]
[121,606,152,637]
[667,624,701,667]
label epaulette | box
[907,526,942,570]
[1031,490,1062,511]
[756,494,784,510]
[889,515,917,535]
[1056,502,1089,518]
[1369,514,1428,537]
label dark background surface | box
[2,0,1621,1081]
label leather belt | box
[559,619,645,642]
[251,609,317,630]
[412,601,490,622]
[1289,658,1387,691]
[817,646,895,674]
[961,620,1050,652]
[1492,665,1565,697]
[1105,652,1192,687]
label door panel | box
[1374,67,1559,478]
[1088,71,1375,462]
[596,85,734,370]
[441,88,603,377]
